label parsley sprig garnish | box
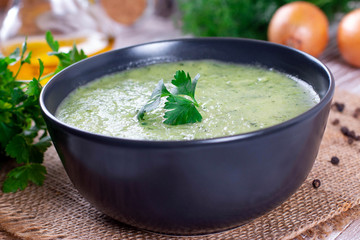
[0,32,87,192]
[137,70,202,125]
[45,31,87,75]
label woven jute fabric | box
[1,89,360,240]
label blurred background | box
[0,0,179,80]
[0,0,356,47]
[0,0,358,80]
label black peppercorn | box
[340,126,359,143]
[349,130,356,139]
[341,126,349,135]
[332,102,345,112]
[312,179,321,189]
[332,119,340,125]
[331,156,340,165]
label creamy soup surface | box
[56,60,320,140]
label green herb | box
[177,0,354,40]
[45,31,87,75]
[0,46,50,193]
[137,70,202,125]
[0,32,87,192]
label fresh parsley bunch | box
[0,40,50,193]
[137,70,202,125]
[0,32,87,192]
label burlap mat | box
[1,89,360,240]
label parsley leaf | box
[46,31,87,74]
[5,135,30,164]
[137,79,170,120]
[171,71,200,103]
[45,31,59,52]
[26,78,41,97]
[0,48,18,83]
[137,70,202,125]
[2,163,47,193]
[0,122,16,148]
[164,95,202,125]
[8,47,20,61]
[20,38,31,65]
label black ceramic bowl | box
[40,38,334,235]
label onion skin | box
[268,1,329,58]
[337,9,360,68]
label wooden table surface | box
[1,13,360,240]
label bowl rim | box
[40,37,335,148]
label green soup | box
[56,60,320,140]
